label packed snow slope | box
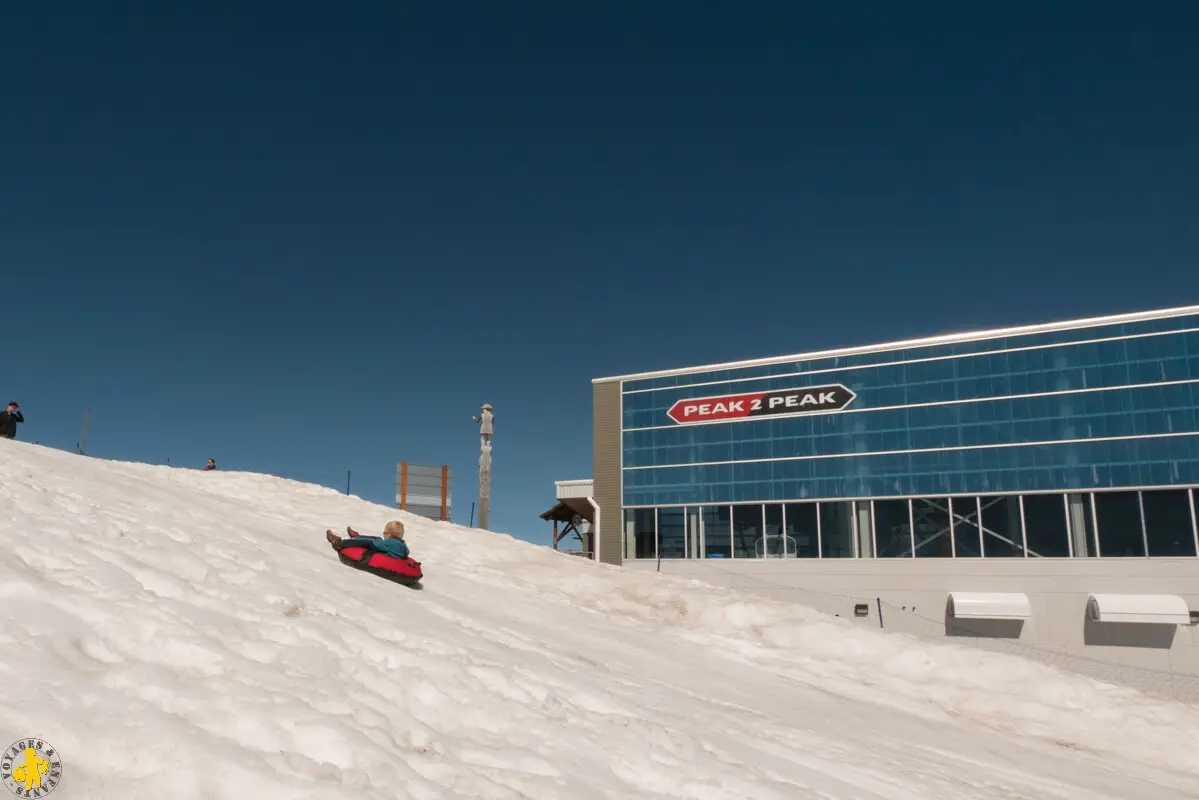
[3,443,1199,799]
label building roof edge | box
[591,303,1199,385]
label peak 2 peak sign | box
[666,384,856,425]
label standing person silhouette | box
[0,402,24,440]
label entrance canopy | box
[540,479,596,558]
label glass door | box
[657,508,686,558]
[701,506,732,558]
[763,504,787,557]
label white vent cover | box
[947,592,1031,620]
[1086,593,1191,625]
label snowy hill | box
[3,442,1199,799]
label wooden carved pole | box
[473,403,494,530]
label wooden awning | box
[539,501,580,523]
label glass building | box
[591,305,1199,566]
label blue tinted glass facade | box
[621,315,1197,393]
[620,313,1199,507]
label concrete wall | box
[592,381,622,565]
[625,557,1199,701]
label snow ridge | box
[2,440,1198,799]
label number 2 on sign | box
[750,398,762,411]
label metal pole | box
[473,403,493,530]
[469,502,476,528]
[346,470,351,495]
[440,464,449,521]
[79,409,90,455]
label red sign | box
[665,384,856,425]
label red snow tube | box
[336,546,423,586]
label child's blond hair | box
[383,520,406,539]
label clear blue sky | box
[3,3,1197,545]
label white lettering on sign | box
[770,391,839,409]
[667,384,855,425]
[683,400,747,418]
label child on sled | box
[326,520,410,559]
